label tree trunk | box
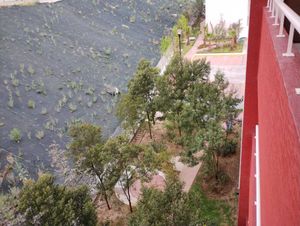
[121,170,133,213]
[146,111,153,139]
[103,190,111,210]
[127,186,133,213]
[178,124,182,137]
[99,178,111,210]
[93,168,111,210]
[176,112,182,137]
[215,153,219,180]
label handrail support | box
[283,24,295,57]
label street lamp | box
[177,29,182,57]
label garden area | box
[198,19,245,54]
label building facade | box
[205,0,250,38]
[238,0,300,225]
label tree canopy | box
[117,59,159,138]
[18,174,97,226]
[128,180,196,226]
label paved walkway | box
[186,36,247,99]
[185,34,204,61]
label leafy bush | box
[219,139,238,157]
[18,174,97,226]
[35,130,45,140]
[27,100,35,109]
[27,65,35,75]
[160,36,171,54]
[9,128,22,143]
[150,141,166,153]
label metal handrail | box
[255,125,261,226]
[267,0,300,56]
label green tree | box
[156,55,211,137]
[228,20,243,49]
[157,56,240,179]
[18,174,97,226]
[68,123,102,158]
[118,59,159,138]
[180,72,241,178]
[128,180,194,226]
[173,15,192,45]
[69,123,122,210]
[117,142,160,213]
[117,93,141,133]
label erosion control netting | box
[0,0,182,190]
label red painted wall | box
[238,0,264,223]
[257,10,300,226]
[239,1,300,225]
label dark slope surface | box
[0,0,181,187]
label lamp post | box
[177,29,182,57]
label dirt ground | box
[134,120,183,155]
[96,194,130,226]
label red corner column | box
[238,0,266,225]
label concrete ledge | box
[0,0,61,7]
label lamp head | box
[177,29,182,36]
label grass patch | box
[203,43,243,54]
[188,169,237,225]
[160,36,172,54]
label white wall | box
[206,0,250,37]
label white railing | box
[267,0,300,56]
[255,125,261,226]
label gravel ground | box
[0,0,182,189]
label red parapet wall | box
[239,2,300,225]
[238,0,263,223]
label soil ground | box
[96,194,130,226]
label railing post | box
[267,0,270,8]
[277,11,285,37]
[283,24,295,57]
[271,0,276,17]
[255,125,261,226]
[273,3,279,25]
[268,0,273,12]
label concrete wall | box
[0,0,60,7]
[205,0,250,37]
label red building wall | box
[257,10,300,226]
[239,0,300,225]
